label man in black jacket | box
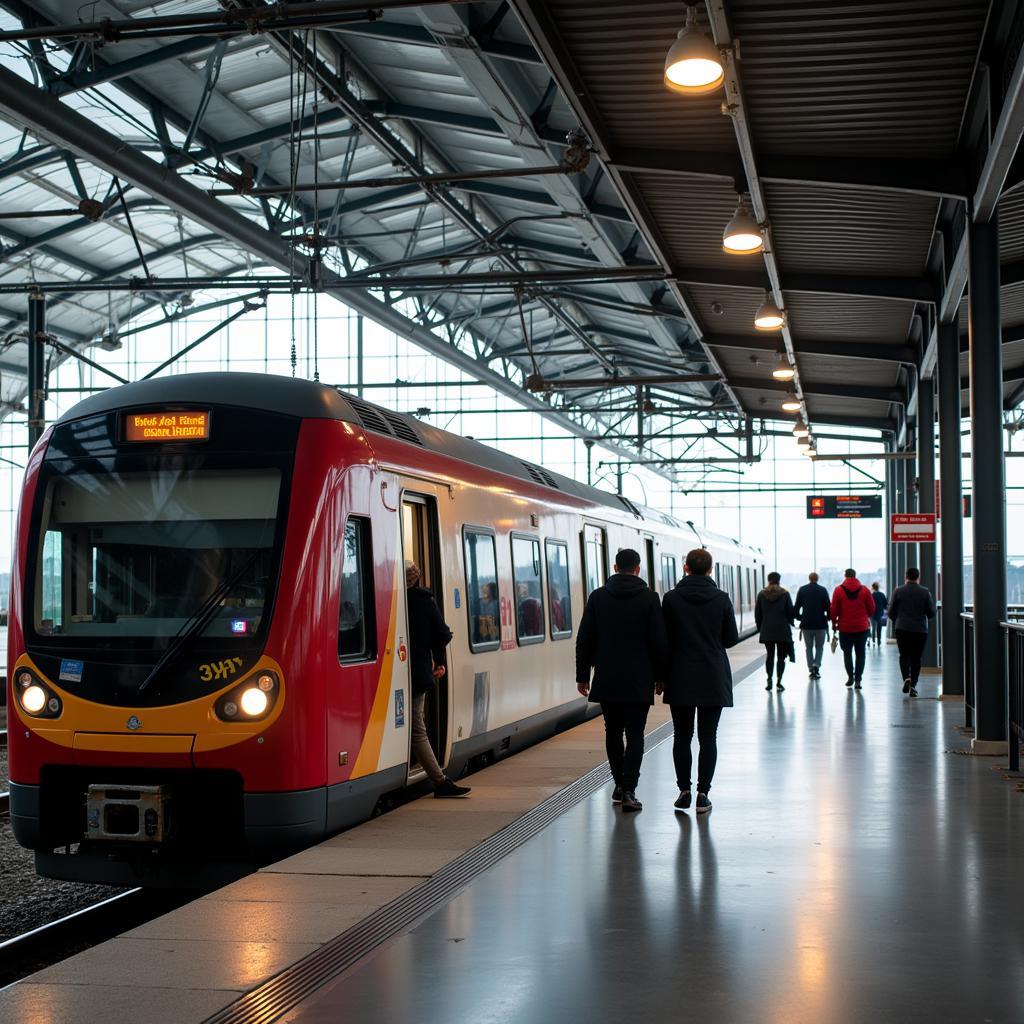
[794,572,831,680]
[576,548,667,812]
[406,562,469,797]
[755,572,795,692]
[888,567,937,697]
[661,548,739,814]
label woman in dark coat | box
[661,548,739,814]
[755,572,795,692]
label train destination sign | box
[125,411,211,442]
[806,495,882,519]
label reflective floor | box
[284,646,1024,1024]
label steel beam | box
[704,332,916,364]
[937,319,964,694]
[26,290,44,449]
[0,60,647,467]
[917,374,938,666]
[730,376,902,404]
[968,214,1007,745]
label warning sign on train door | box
[890,513,937,543]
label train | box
[6,372,764,887]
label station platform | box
[4,637,1023,1023]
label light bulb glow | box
[722,207,764,255]
[21,684,46,714]
[772,355,795,380]
[754,298,786,331]
[240,687,269,717]
[793,421,809,437]
[663,10,724,94]
[781,395,801,412]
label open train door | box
[400,492,449,783]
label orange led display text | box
[125,411,210,442]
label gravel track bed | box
[1,742,8,790]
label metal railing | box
[962,613,975,729]
[1004,622,1024,773]
[964,603,1024,621]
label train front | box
[6,381,310,887]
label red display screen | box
[124,411,211,442]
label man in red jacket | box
[830,568,876,689]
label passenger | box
[755,571,795,692]
[794,571,831,680]
[870,582,888,648]
[549,585,566,633]
[406,562,469,798]
[478,581,499,643]
[888,568,936,697]
[830,568,875,690]
[576,547,667,813]
[516,581,543,638]
[661,547,739,814]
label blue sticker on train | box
[395,689,405,728]
[59,659,84,683]
[454,588,461,609]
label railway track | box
[0,887,187,987]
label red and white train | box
[7,373,763,886]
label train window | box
[464,528,500,652]
[511,535,545,644]
[582,524,607,596]
[545,540,572,640]
[339,517,376,663]
[660,554,677,594]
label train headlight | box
[239,687,268,717]
[21,684,46,714]
[214,669,279,722]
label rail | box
[0,790,7,816]
[961,613,975,730]
[1003,621,1024,773]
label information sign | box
[124,410,211,442]
[806,495,882,519]
[890,513,937,543]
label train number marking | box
[198,657,244,683]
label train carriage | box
[6,373,762,887]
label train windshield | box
[33,465,282,642]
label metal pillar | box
[937,318,964,694]
[885,436,898,599]
[356,313,364,399]
[902,438,918,577]
[27,290,45,450]
[917,376,938,666]
[968,214,1007,745]
[893,443,906,592]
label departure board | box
[806,495,882,519]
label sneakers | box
[695,793,712,814]
[902,678,912,694]
[909,687,918,697]
[434,778,471,798]
[621,790,642,812]
[674,790,692,811]
[776,680,786,692]
[612,785,624,804]
[765,678,773,691]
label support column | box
[968,213,1007,747]
[937,318,964,694]
[885,437,897,601]
[893,444,906,592]
[27,290,45,451]
[355,313,364,399]
[918,376,938,666]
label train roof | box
[56,372,761,558]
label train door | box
[401,493,448,781]
[644,537,656,590]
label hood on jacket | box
[842,577,864,592]
[605,572,650,599]
[761,584,788,602]
[675,574,720,604]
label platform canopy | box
[0,0,1023,460]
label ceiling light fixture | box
[802,444,817,458]
[754,295,786,331]
[797,433,810,447]
[664,5,725,95]
[722,200,764,255]
[781,392,801,413]
[771,352,795,380]
[792,419,809,438]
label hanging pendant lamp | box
[781,392,801,413]
[792,419,809,438]
[754,295,786,331]
[722,202,764,255]
[664,5,725,94]
[771,352,795,380]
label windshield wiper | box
[137,552,260,695]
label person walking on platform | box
[870,582,888,648]
[576,548,667,813]
[406,562,470,798]
[755,572,795,692]
[661,548,739,814]
[794,572,830,679]
[888,568,936,697]
[830,569,875,690]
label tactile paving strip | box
[203,719,675,1024]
